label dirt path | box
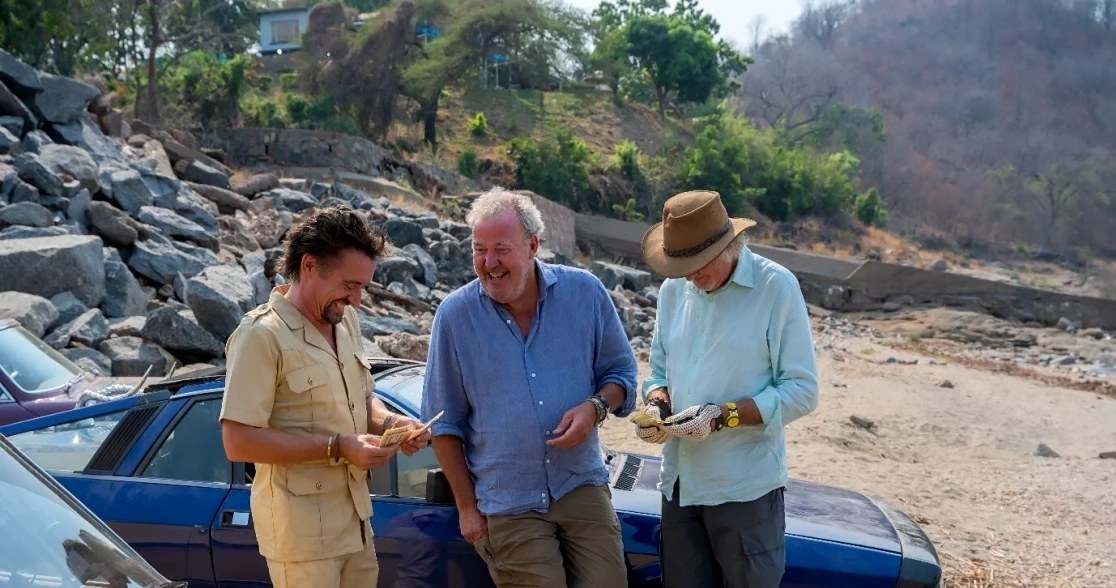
[600,318,1116,588]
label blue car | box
[0,359,942,588]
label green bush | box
[612,140,643,180]
[468,112,488,136]
[611,198,645,222]
[457,149,480,179]
[855,188,889,226]
[240,95,289,128]
[279,72,300,91]
[160,51,250,128]
[508,132,598,211]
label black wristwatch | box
[586,395,609,426]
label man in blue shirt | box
[422,188,637,587]
[636,190,819,588]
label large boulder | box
[128,234,220,285]
[260,187,318,212]
[0,49,44,97]
[0,201,53,228]
[247,207,292,249]
[0,291,59,337]
[373,255,421,286]
[99,166,154,213]
[97,336,170,377]
[356,314,421,339]
[187,182,250,212]
[184,264,254,341]
[38,144,98,193]
[182,160,230,188]
[27,73,99,124]
[375,332,430,361]
[0,126,17,154]
[61,346,113,376]
[590,261,653,292]
[401,243,439,287]
[0,235,105,306]
[50,291,88,325]
[136,205,219,252]
[44,308,109,349]
[87,200,141,247]
[141,306,224,357]
[48,114,123,161]
[102,260,150,318]
[0,80,38,136]
[13,154,64,196]
[380,218,427,248]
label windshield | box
[0,324,83,394]
[388,367,425,413]
[0,436,172,587]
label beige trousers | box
[265,523,379,588]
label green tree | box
[0,0,117,75]
[508,132,597,210]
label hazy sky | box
[563,0,805,48]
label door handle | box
[221,510,251,527]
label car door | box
[99,396,233,588]
[210,463,270,587]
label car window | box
[141,398,228,484]
[0,382,11,402]
[396,445,441,499]
[7,410,128,472]
[0,324,83,394]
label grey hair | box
[465,187,546,239]
[717,232,748,264]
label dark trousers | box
[660,481,786,588]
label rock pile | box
[0,51,659,376]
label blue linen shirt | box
[422,261,638,516]
[644,246,819,507]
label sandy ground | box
[600,318,1116,588]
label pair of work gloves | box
[635,397,723,444]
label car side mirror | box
[425,468,454,504]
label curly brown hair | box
[279,206,391,282]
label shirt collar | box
[730,246,756,288]
[268,284,305,329]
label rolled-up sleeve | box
[751,275,819,429]
[593,281,638,416]
[422,303,469,440]
[220,323,279,428]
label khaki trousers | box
[266,522,380,588]
[473,484,627,588]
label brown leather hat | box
[641,191,756,278]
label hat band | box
[663,221,732,258]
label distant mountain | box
[739,0,1116,257]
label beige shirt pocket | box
[272,362,335,432]
[285,466,355,539]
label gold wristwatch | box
[724,401,740,428]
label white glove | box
[662,404,722,442]
[634,403,669,444]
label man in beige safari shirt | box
[220,206,430,588]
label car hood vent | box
[611,454,643,491]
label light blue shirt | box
[644,246,819,507]
[422,261,637,516]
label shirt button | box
[506,319,511,324]
[531,373,536,378]
[348,401,355,411]
[538,401,544,405]
[308,378,314,385]
[315,481,323,490]
[545,430,551,435]
[546,458,551,464]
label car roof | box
[0,318,17,330]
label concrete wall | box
[573,213,1116,330]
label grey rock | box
[375,332,430,361]
[0,80,38,136]
[19,130,51,153]
[1056,317,1078,333]
[1057,356,1077,366]
[849,415,876,430]
[97,336,169,377]
[182,160,230,188]
[50,291,88,325]
[1078,328,1106,340]
[107,316,146,338]
[172,272,189,303]
[822,285,848,310]
[231,172,279,196]
[136,205,219,251]
[45,308,108,349]
[67,188,92,228]
[87,200,140,246]
[161,186,218,233]
[1035,443,1059,458]
[128,233,220,285]
[60,347,113,376]
[8,179,38,204]
[938,380,955,389]
[374,255,420,286]
[590,261,652,292]
[184,264,253,341]
[187,182,250,212]
[0,162,17,201]
[414,214,440,229]
[0,235,105,306]
[0,49,44,96]
[38,144,98,193]
[14,154,64,196]
[0,126,17,154]
[380,218,427,248]
[141,306,224,357]
[357,314,421,339]
[387,277,426,299]
[536,247,578,268]
[218,215,260,253]
[102,260,149,318]
[248,207,292,249]
[0,291,59,337]
[401,243,439,286]
[0,201,52,228]
[48,114,123,161]
[28,73,98,124]
[1099,451,1116,460]
[0,115,22,136]
[100,167,154,213]
[260,187,317,212]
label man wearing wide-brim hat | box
[634,190,819,588]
